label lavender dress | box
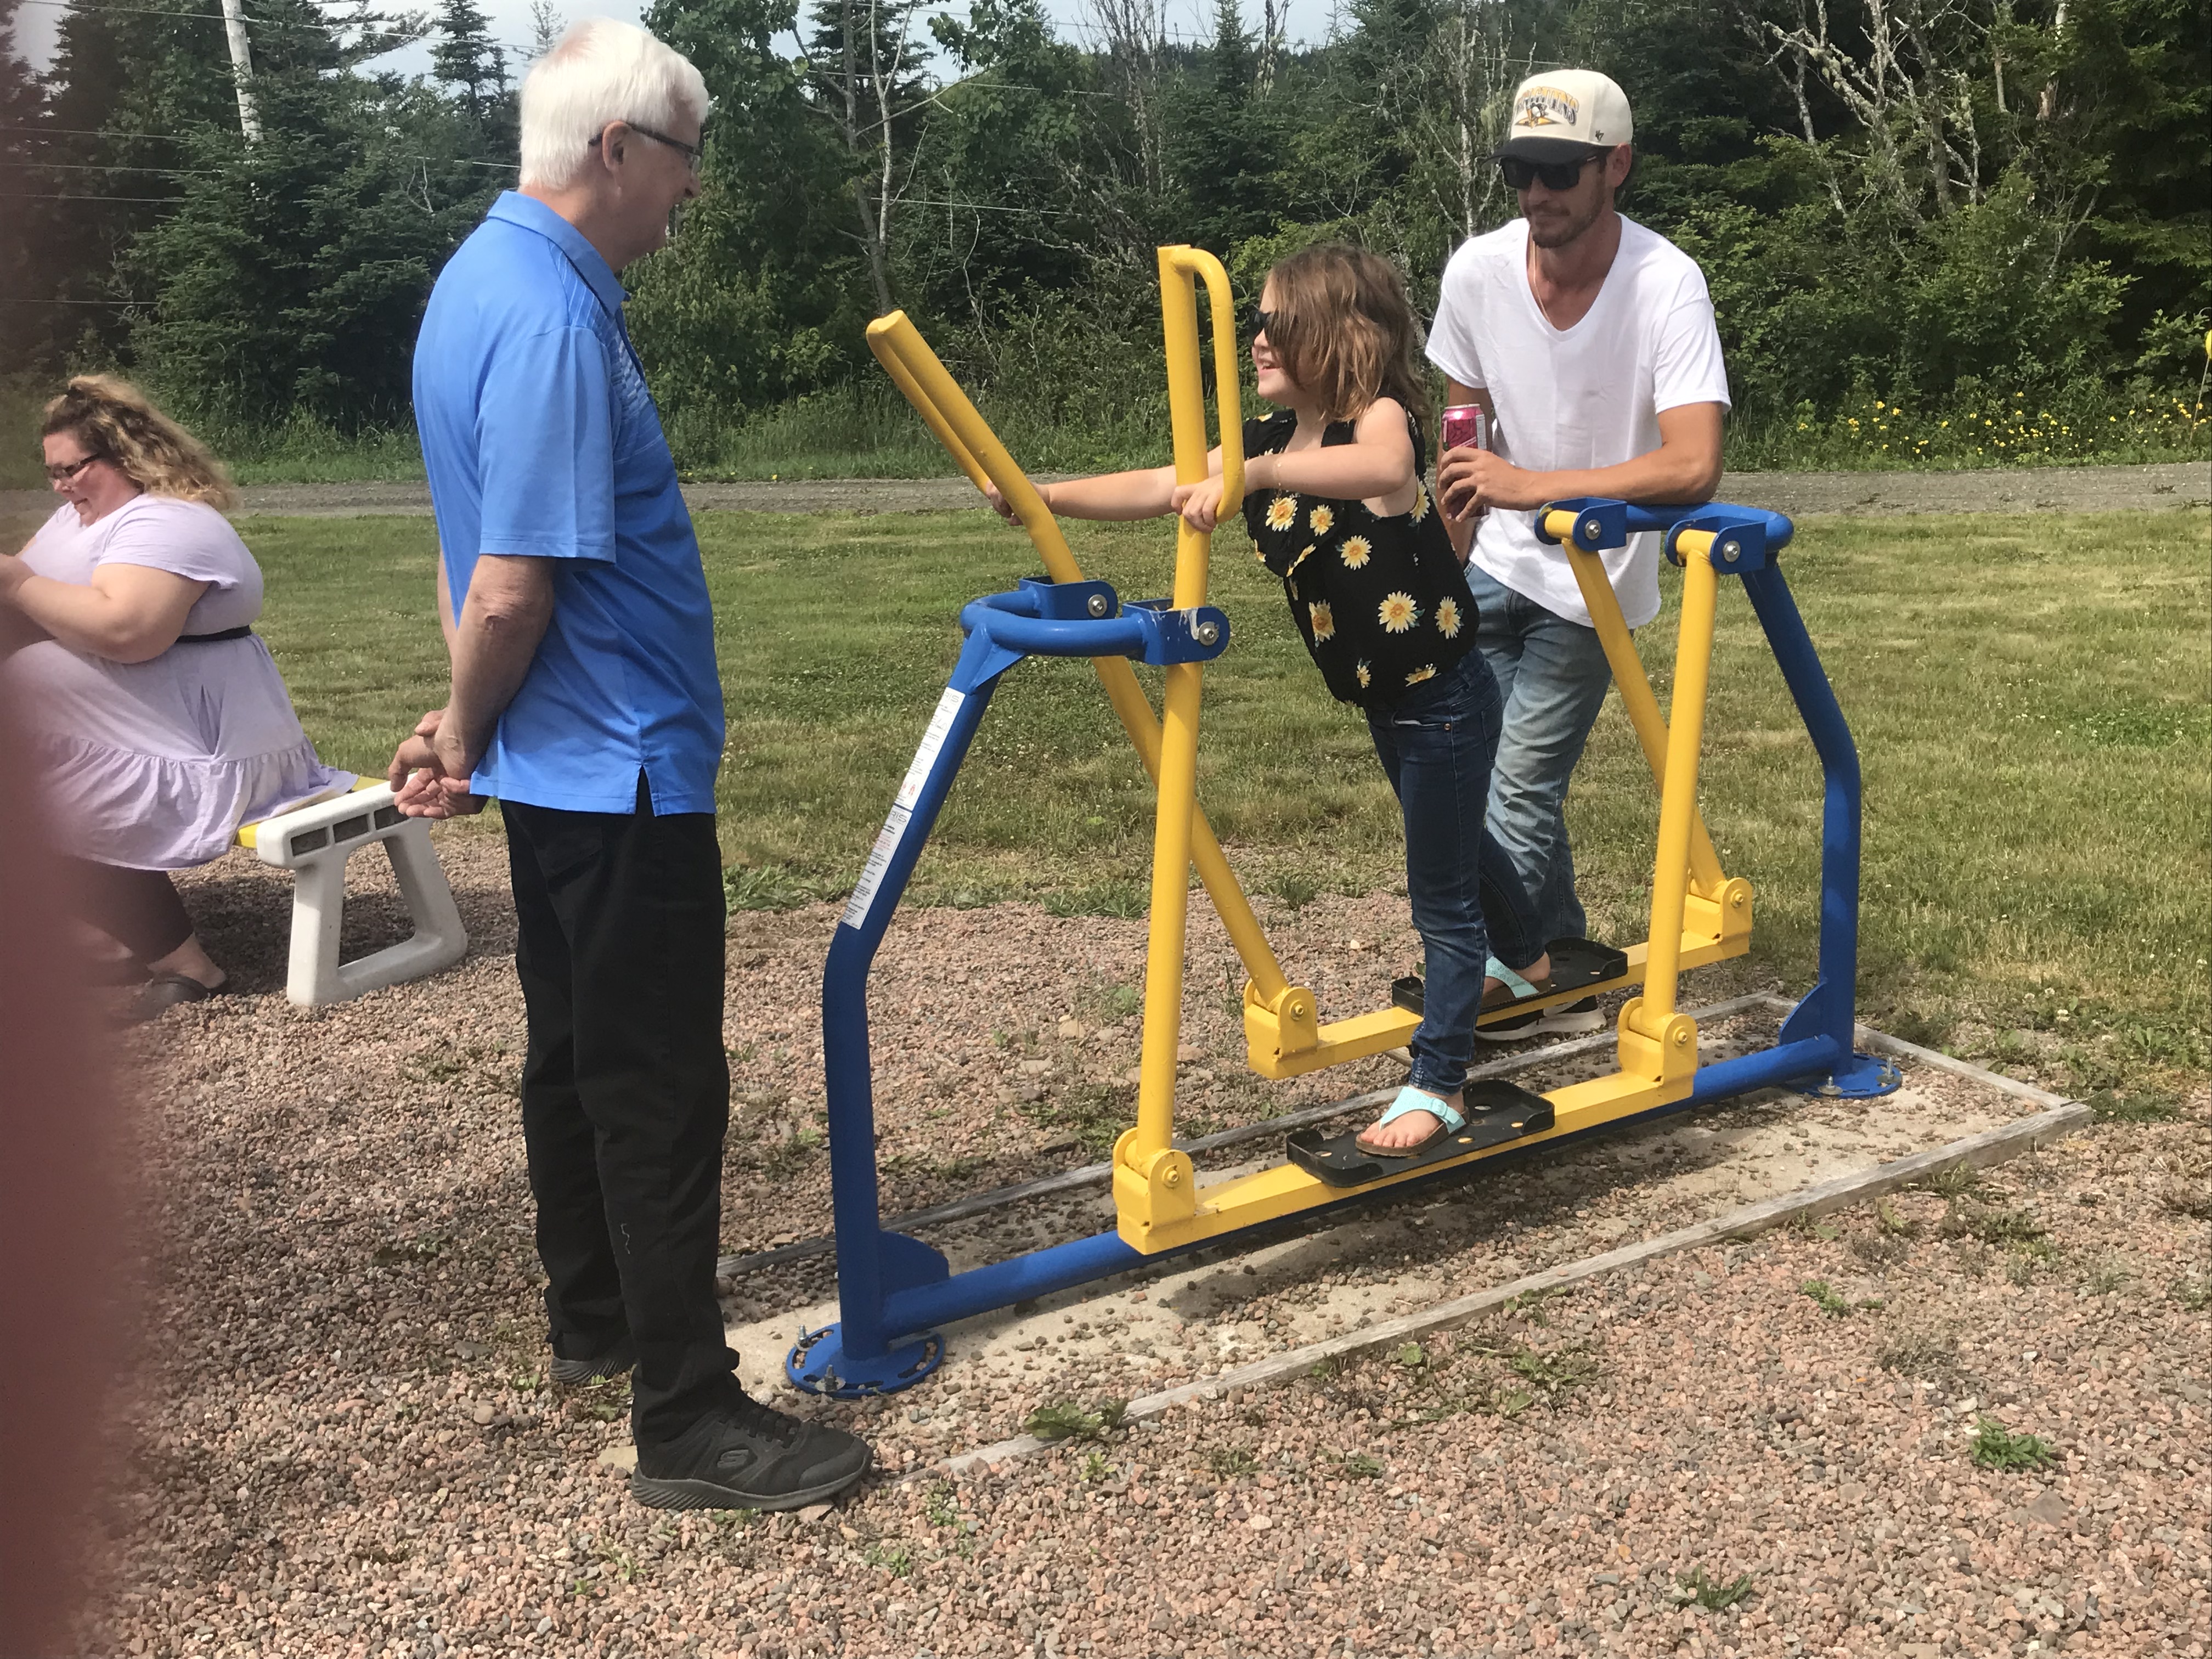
[7,495,353,870]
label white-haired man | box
[1429,70,1730,1037]
[391,18,870,1511]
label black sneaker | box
[630,1393,871,1512]
[549,1333,636,1386]
[1475,995,1606,1042]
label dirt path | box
[5,461,2205,529]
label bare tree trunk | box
[2036,0,2067,121]
[1087,0,1170,201]
[1256,0,1285,94]
[218,0,261,142]
[865,0,897,314]
[1743,0,1988,217]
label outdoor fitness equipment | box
[786,245,1899,1398]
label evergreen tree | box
[528,1,568,59]
[122,0,498,424]
[431,0,510,127]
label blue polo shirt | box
[413,191,722,815]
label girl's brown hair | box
[1262,243,1430,429]
[41,375,236,510]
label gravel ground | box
[67,827,2212,1658]
[5,461,2207,535]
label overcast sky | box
[10,0,1348,81]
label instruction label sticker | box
[841,689,966,930]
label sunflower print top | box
[1239,408,1480,708]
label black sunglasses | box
[1497,150,1608,192]
[1245,306,1278,338]
[592,120,702,174]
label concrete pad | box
[720,1008,2047,1456]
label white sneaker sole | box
[1475,1005,1606,1042]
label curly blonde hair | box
[41,376,236,511]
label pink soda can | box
[1441,403,1488,453]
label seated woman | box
[0,376,352,1021]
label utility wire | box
[14,0,321,21]
[1,126,191,140]
[14,160,222,173]
[5,128,520,172]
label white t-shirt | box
[1426,216,1730,629]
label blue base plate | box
[786,1323,946,1398]
[1800,1051,1904,1099]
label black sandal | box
[123,974,228,1024]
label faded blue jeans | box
[1366,651,1542,1098]
[1465,565,1616,945]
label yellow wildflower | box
[1309,505,1334,536]
[1404,664,1437,687]
[1265,496,1297,531]
[1436,596,1462,639]
[1356,661,1372,689]
[1379,592,1418,633]
[1340,535,1372,570]
[1308,601,1335,642]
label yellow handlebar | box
[1159,246,1244,514]
[1541,507,1579,544]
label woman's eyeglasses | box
[594,120,703,176]
[44,455,99,484]
[1497,151,1607,192]
[1245,306,1278,339]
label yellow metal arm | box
[1541,506,1735,906]
[862,312,1293,1018]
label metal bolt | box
[1722,541,1741,563]
[1674,1026,1692,1046]
[1163,1165,1182,1188]
[1087,592,1110,617]
[1194,619,1221,646]
[1583,518,1602,542]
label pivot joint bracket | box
[1666,514,1771,573]
[1125,597,1232,665]
[1536,496,1628,551]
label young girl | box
[989,242,1559,1155]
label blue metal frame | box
[789,502,1895,1398]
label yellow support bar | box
[862,311,1294,1013]
[1122,246,1239,1209]
[1546,510,1730,896]
[1542,505,1731,902]
[1631,531,1722,1032]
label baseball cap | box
[1494,70,1634,163]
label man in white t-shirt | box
[1426,69,1730,1036]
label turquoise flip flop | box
[1353,1084,1468,1158]
[1482,954,1552,1014]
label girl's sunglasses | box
[1244,306,1278,338]
[1497,151,1607,192]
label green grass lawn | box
[245,505,2210,1097]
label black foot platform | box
[1285,1079,1555,1188]
[1391,936,1630,1026]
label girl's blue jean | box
[1365,651,1543,1098]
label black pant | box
[504,778,735,1441]
[67,859,194,961]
